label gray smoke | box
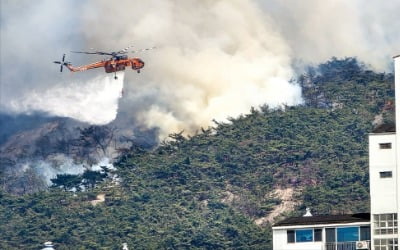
[261,0,400,71]
[33,156,114,185]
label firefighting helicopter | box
[53,46,155,79]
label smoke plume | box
[1,0,399,140]
[79,0,303,138]
[262,0,400,71]
[33,156,114,185]
[8,72,124,125]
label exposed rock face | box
[0,113,157,195]
[1,120,69,160]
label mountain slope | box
[0,58,395,249]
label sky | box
[1,0,399,139]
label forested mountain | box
[0,58,395,249]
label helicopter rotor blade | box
[71,51,113,56]
[117,45,135,54]
[60,65,63,72]
[70,45,155,58]
[62,54,66,62]
[130,46,157,54]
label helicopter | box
[54,46,155,79]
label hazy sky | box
[1,0,399,139]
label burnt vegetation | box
[0,58,395,249]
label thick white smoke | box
[1,0,400,139]
[81,0,302,138]
[8,73,124,124]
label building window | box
[287,228,321,243]
[374,238,398,250]
[287,230,295,243]
[379,143,392,149]
[337,227,359,242]
[360,226,370,241]
[379,171,393,178]
[373,214,398,235]
[325,228,336,243]
[314,228,322,242]
[296,229,313,242]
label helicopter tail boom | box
[54,54,105,72]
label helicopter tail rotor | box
[53,54,71,72]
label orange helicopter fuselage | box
[65,57,145,73]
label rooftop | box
[273,213,370,227]
[372,123,396,133]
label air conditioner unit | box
[356,241,369,249]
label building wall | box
[395,56,400,249]
[369,133,397,214]
[273,229,323,250]
[272,222,370,250]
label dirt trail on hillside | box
[254,187,297,225]
[90,194,106,206]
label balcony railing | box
[325,241,370,250]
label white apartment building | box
[369,126,397,249]
[272,213,371,250]
[272,56,400,250]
